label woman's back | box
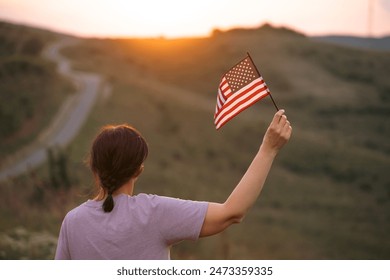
[55,194,208,260]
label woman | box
[55,109,292,259]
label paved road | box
[0,37,102,182]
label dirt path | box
[0,37,103,182]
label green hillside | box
[0,23,389,259]
[0,21,72,157]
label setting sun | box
[114,0,216,38]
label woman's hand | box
[261,109,292,156]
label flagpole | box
[246,52,279,111]
[268,92,279,111]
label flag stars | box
[225,58,259,92]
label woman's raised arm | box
[200,109,292,237]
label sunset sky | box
[0,0,390,38]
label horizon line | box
[1,17,390,40]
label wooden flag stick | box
[246,52,279,111]
[268,92,279,111]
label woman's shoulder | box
[128,193,169,208]
[127,193,201,210]
[60,202,89,224]
[133,193,208,210]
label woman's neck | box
[114,179,135,196]
[94,178,136,200]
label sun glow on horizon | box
[0,0,390,38]
[0,0,266,38]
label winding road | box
[0,37,103,182]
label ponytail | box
[102,193,114,212]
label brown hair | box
[89,124,148,212]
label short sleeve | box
[55,217,71,259]
[153,196,208,245]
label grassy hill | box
[0,23,389,259]
[0,21,72,157]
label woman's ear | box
[134,165,144,179]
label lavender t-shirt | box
[55,193,208,260]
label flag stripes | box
[214,55,270,129]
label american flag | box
[214,54,270,130]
